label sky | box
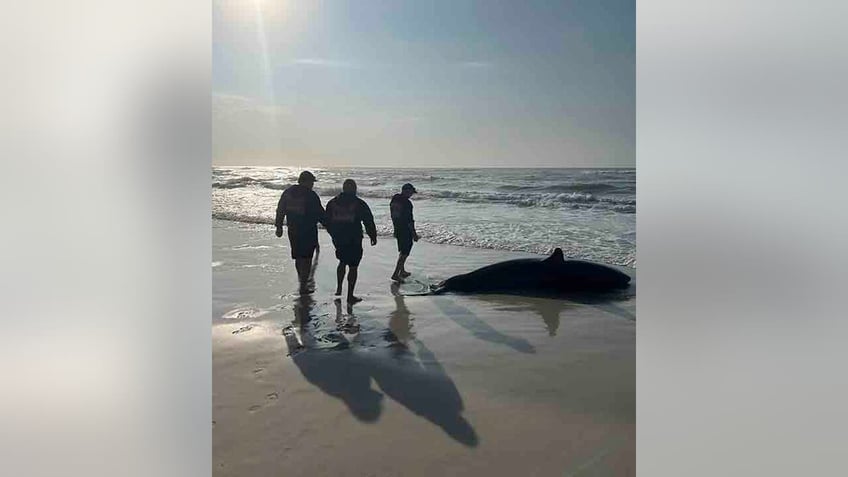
[213,0,634,168]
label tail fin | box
[429,282,448,295]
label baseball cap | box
[401,183,417,193]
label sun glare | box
[218,0,315,27]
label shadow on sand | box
[431,296,536,354]
[282,291,479,447]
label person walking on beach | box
[275,171,325,294]
[390,183,419,281]
[325,179,377,303]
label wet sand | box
[213,219,635,476]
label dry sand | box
[213,220,635,476]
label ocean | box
[212,167,635,267]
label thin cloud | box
[459,61,493,68]
[212,93,289,118]
[291,58,354,68]
[390,116,425,123]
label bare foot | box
[348,295,363,304]
[335,289,342,296]
[390,274,402,282]
[400,271,411,278]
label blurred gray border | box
[1,1,211,475]
[3,1,847,475]
[638,1,847,475]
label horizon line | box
[212,164,635,169]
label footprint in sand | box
[282,325,305,356]
[252,367,264,376]
[232,324,254,334]
[247,393,278,413]
[222,306,268,321]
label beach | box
[213,219,635,476]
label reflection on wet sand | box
[567,294,635,321]
[334,298,359,334]
[282,292,478,446]
[388,282,413,346]
[466,290,635,337]
[468,295,572,336]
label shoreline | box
[213,219,635,476]
[210,216,637,271]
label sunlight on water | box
[212,167,636,267]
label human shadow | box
[431,296,536,354]
[283,295,381,421]
[286,343,384,422]
[283,292,479,447]
[368,337,479,446]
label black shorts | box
[333,239,363,266]
[288,227,318,259]
[396,234,413,255]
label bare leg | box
[336,261,345,296]
[295,258,312,293]
[391,254,408,281]
[399,255,409,277]
[347,266,361,303]
[307,248,319,292]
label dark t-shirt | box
[325,193,377,243]
[275,184,325,234]
[390,194,414,237]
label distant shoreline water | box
[213,167,636,267]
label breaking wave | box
[213,179,634,213]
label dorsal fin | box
[545,247,565,263]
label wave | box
[327,188,636,211]
[211,167,635,267]
[212,176,266,188]
[211,215,635,267]
[495,183,625,194]
[412,189,635,210]
[213,179,634,212]
[212,211,275,225]
[391,174,442,181]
